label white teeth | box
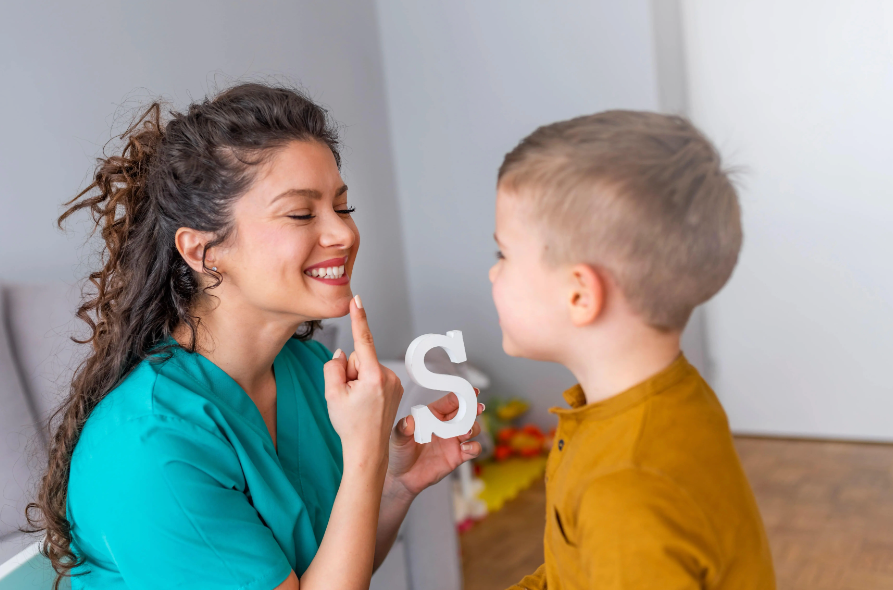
[307,263,347,279]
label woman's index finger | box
[349,295,380,370]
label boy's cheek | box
[491,283,520,354]
[494,302,535,358]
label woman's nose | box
[319,211,356,249]
[488,264,497,283]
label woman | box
[27,83,483,590]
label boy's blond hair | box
[498,110,742,331]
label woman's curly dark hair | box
[25,82,341,588]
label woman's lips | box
[304,257,350,285]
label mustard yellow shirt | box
[510,355,775,590]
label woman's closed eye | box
[495,250,505,260]
[288,205,356,221]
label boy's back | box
[510,356,774,589]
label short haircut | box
[498,110,742,331]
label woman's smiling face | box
[212,140,359,322]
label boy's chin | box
[502,334,545,360]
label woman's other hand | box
[323,295,404,472]
[386,390,484,498]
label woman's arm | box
[373,473,417,569]
[299,450,389,589]
[298,297,403,590]
[275,460,390,590]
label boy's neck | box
[564,325,682,406]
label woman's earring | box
[211,267,218,272]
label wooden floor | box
[460,436,893,590]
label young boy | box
[489,111,775,589]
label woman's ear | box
[175,227,218,273]
[567,264,606,326]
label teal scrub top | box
[66,338,343,590]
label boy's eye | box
[495,250,505,260]
[336,206,356,215]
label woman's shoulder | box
[76,352,233,457]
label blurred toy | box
[481,396,530,434]
[494,424,548,461]
[477,456,548,512]
[494,398,530,422]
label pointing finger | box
[349,295,380,378]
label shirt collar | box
[562,384,587,409]
[551,354,692,421]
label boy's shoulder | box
[567,360,732,475]
[548,361,774,587]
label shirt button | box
[558,439,565,451]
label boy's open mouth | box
[304,256,350,284]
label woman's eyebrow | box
[270,184,349,204]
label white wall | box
[375,0,663,427]
[0,0,412,358]
[683,1,893,440]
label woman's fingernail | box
[461,442,477,455]
[403,417,409,432]
[479,403,485,412]
[333,349,343,359]
[354,294,363,309]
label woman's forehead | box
[252,142,345,203]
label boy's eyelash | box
[288,206,356,221]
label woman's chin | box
[308,294,354,320]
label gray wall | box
[0,0,412,359]
[375,0,663,427]
[682,1,893,440]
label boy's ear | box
[567,263,606,327]
[175,227,218,274]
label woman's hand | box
[323,296,404,471]
[385,391,484,498]
[305,299,403,590]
